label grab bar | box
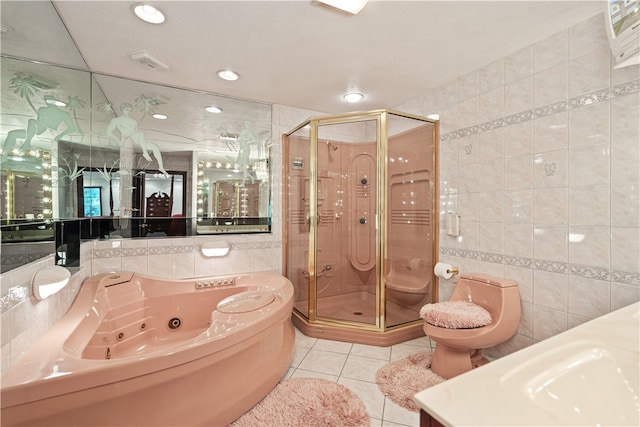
[302,264,332,279]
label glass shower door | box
[314,119,378,327]
[285,126,312,319]
[385,113,436,328]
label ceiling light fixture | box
[343,92,364,103]
[316,0,369,15]
[205,105,222,113]
[217,70,239,81]
[132,3,165,24]
[152,113,168,120]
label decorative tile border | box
[441,78,640,142]
[92,240,282,259]
[1,253,51,265]
[440,247,639,285]
[0,285,29,314]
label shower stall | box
[284,110,439,346]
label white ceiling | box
[47,0,605,114]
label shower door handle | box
[306,213,321,226]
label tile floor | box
[283,328,435,427]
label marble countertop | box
[414,302,639,426]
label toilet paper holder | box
[434,262,459,279]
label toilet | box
[421,274,521,379]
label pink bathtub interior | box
[1,271,295,426]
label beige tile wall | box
[395,13,640,357]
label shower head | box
[326,141,338,151]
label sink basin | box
[501,340,639,426]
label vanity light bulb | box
[197,208,204,214]
[205,162,212,168]
[197,171,204,176]
[42,174,50,180]
[197,199,203,204]
[215,162,222,168]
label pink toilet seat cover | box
[420,301,492,329]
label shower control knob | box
[359,218,367,224]
[361,177,368,185]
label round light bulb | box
[217,70,239,81]
[133,4,165,24]
[343,92,364,103]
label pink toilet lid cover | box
[420,301,492,329]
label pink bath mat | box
[420,300,491,329]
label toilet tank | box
[451,274,519,317]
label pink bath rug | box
[375,352,445,412]
[420,300,492,329]
[229,377,369,427]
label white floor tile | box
[383,398,420,426]
[312,338,354,354]
[297,349,348,376]
[338,377,386,420]
[289,368,339,382]
[351,343,393,360]
[341,355,389,383]
[290,328,425,427]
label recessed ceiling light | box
[152,113,168,120]
[217,70,239,81]
[205,105,222,113]
[132,4,165,24]
[343,92,364,103]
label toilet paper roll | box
[434,262,454,279]
[409,258,425,271]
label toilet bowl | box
[421,274,521,379]
[385,259,431,306]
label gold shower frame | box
[283,109,440,346]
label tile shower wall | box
[0,104,320,374]
[396,13,640,357]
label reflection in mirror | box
[1,54,90,271]
[1,152,52,219]
[2,1,273,272]
[91,74,273,234]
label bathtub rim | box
[1,271,294,409]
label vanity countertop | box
[414,302,639,426]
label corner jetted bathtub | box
[1,271,295,427]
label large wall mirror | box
[1,1,272,272]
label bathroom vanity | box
[414,302,639,426]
